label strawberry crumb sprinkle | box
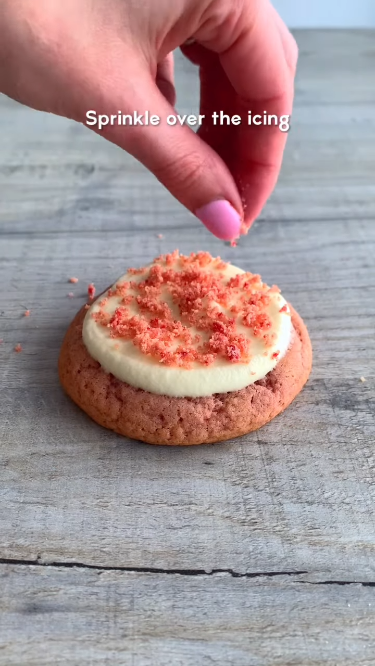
[92,251,284,369]
[69,277,79,284]
[88,283,96,300]
[14,344,22,353]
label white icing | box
[82,258,292,398]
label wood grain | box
[0,29,375,665]
[1,31,375,233]
[2,565,375,666]
[0,213,374,574]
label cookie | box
[59,251,312,445]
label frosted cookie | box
[59,251,312,445]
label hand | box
[0,0,297,240]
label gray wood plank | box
[294,29,375,105]
[1,564,375,666]
[0,219,374,577]
[1,28,375,663]
[1,31,375,231]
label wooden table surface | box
[1,30,375,665]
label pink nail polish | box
[195,200,241,241]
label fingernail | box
[195,200,242,241]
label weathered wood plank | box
[1,31,375,231]
[1,218,374,382]
[0,219,374,577]
[294,29,375,105]
[1,29,375,662]
[1,564,375,666]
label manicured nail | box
[195,200,241,241]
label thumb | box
[95,72,243,241]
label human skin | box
[0,0,297,239]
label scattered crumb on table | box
[23,310,30,317]
[360,376,366,382]
[67,292,74,298]
[69,277,79,284]
[14,344,22,353]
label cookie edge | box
[59,305,312,446]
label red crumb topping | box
[14,344,22,352]
[92,251,283,369]
[88,283,96,300]
[230,240,237,248]
[128,267,147,276]
[23,310,30,317]
[69,277,79,284]
[271,351,280,360]
[279,304,288,313]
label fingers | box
[156,53,177,107]
[218,2,296,230]
[95,66,243,240]
[183,0,297,233]
[269,4,299,74]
